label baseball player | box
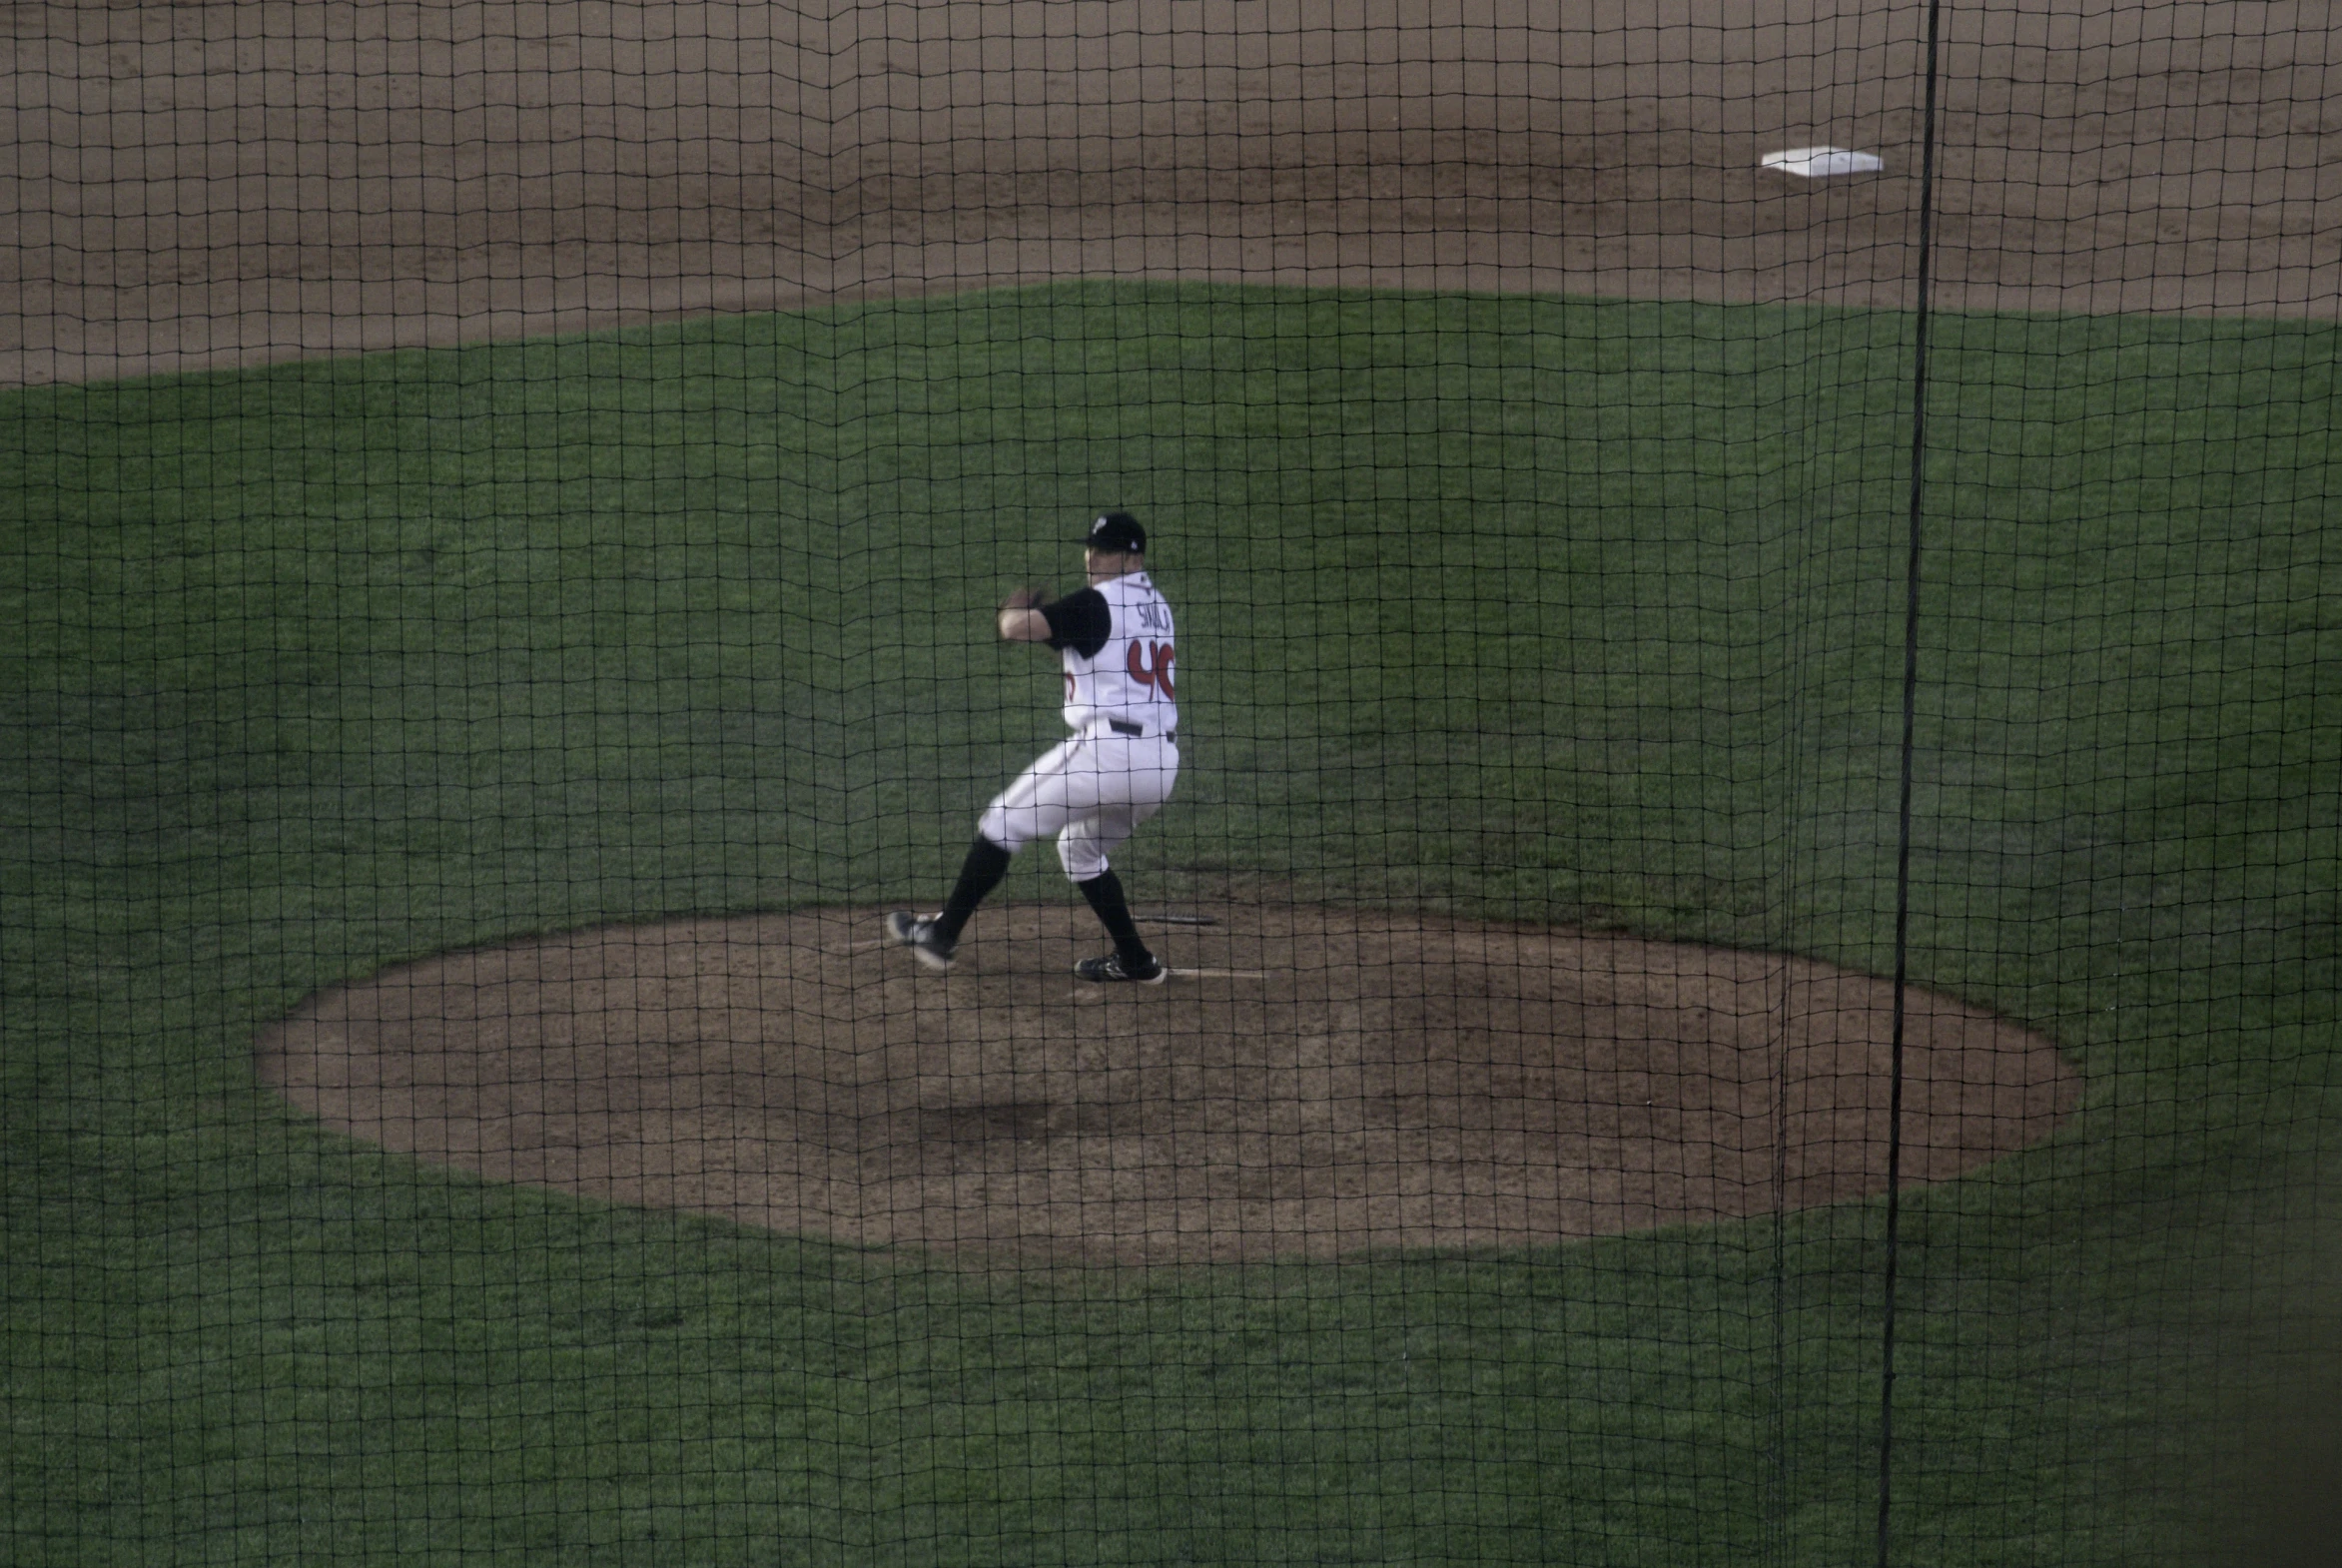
[886,511,1180,983]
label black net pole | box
[1878,0,1952,1562]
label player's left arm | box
[1000,587,1112,653]
[996,588,1053,643]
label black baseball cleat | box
[885,912,957,973]
[1074,952,1169,985]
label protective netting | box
[5,4,2338,1564]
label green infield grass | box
[4,282,2337,1565]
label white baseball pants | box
[977,733,1180,881]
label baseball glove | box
[1000,586,1052,612]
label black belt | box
[1107,718,1174,743]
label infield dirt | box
[7,0,2337,385]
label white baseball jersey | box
[1053,570,1178,736]
[980,569,1180,879]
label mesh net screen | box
[6,3,2338,1564]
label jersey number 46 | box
[1128,641,1176,698]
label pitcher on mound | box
[886,511,1180,984]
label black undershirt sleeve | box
[1042,588,1113,659]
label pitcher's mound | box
[259,904,2078,1263]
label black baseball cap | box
[1082,511,1147,553]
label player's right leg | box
[1070,870,1167,983]
[1058,735,1179,983]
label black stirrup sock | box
[934,836,1014,945]
[1076,869,1154,966]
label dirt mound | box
[258,903,2077,1263]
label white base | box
[1761,146,1885,179]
